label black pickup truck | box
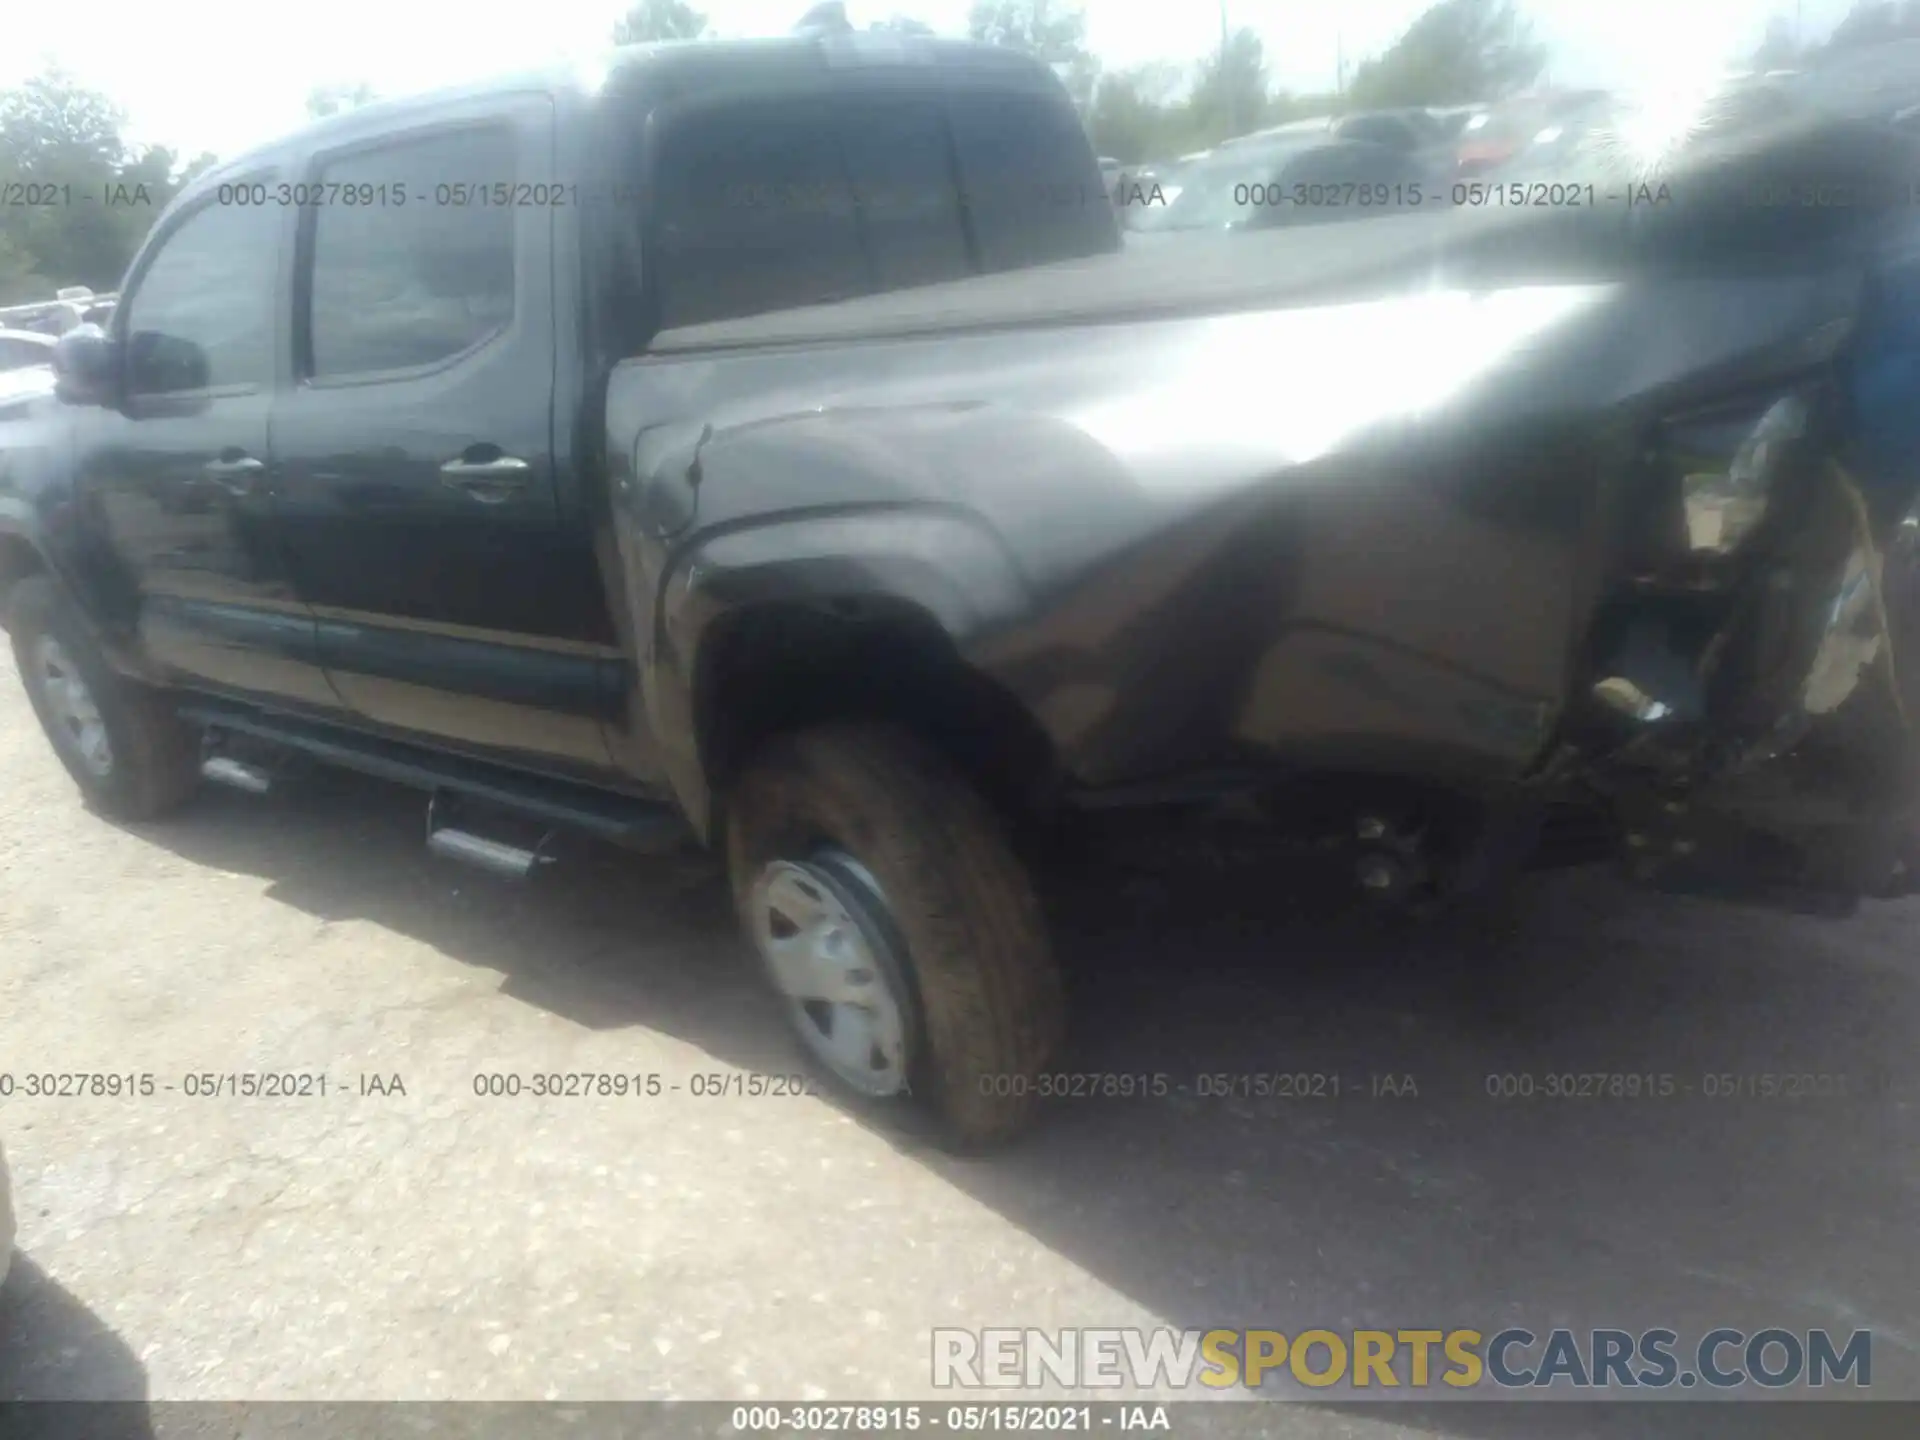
[6,34,1920,1149]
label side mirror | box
[53,324,119,406]
[125,330,211,397]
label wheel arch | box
[644,506,1053,844]
[690,595,1062,848]
[0,522,49,631]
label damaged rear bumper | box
[1569,236,1920,915]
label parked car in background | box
[1111,163,1171,228]
[0,293,116,337]
[0,330,58,424]
[1219,117,1337,148]
[0,302,83,337]
[1331,108,1432,153]
[0,364,56,424]
[1130,134,1431,235]
[1427,103,1488,142]
[1493,93,1623,184]
[1114,149,1218,230]
[1456,89,1611,177]
[0,328,58,373]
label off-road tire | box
[8,576,199,821]
[725,722,1065,1151]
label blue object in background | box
[1848,218,1920,521]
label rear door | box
[270,97,619,771]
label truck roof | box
[181,35,1056,201]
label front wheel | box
[725,722,1065,1151]
[8,576,200,821]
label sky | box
[5,0,1865,163]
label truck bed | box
[651,110,1918,356]
[649,210,1570,354]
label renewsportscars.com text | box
[931,1327,1872,1391]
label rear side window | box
[651,102,869,330]
[123,195,279,394]
[647,86,1114,330]
[834,97,971,292]
[306,127,517,377]
[946,91,1116,273]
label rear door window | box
[306,126,518,377]
[946,90,1116,272]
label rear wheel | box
[8,576,199,820]
[725,722,1065,1150]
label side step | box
[201,755,273,794]
[179,700,692,853]
[424,791,555,882]
[427,827,546,880]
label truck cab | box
[4,34,1114,787]
[1,33,1114,1148]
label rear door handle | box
[439,453,530,504]
[203,453,265,495]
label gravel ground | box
[2,668,1918,1429]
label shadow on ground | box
[0,1252,154,1434]
[134,769,1920,1427]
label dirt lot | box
[2,666,1918,1423]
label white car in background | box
[0,336,57,423]
[0,326,58,373]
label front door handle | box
[203,452,265,496]
[439,453,530,504]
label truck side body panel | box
[614,263,1874,830]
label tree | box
[0,71,123,174]
[0,70,210,299]
[0,232,46,307]
[1345,0,1546,110]
[1087,66,1182,163]
[1188,28,1272,143]
[613,0,709,43]
[306,82,377,120]
[179,152,221,187]
[965,0,1084,54]
[967,0,1099,110]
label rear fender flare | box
[649,505,1032,839]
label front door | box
[270,99,617,771]
[73,175,336,708]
